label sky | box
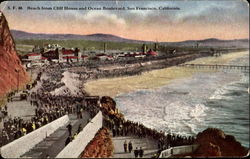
[0,0,249,42]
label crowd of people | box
[39,79,65,93]
[103,112,195,157]
[0,64,101,147]
[0,113,68,146]
[0,61,198,158]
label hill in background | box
[11,30,145,43]
[11,30,249,54]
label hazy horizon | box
[10,29,249,43]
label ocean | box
[115,53,249,148]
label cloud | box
[82,11,126,27]
[172,1,248,25]
[1,0,248,41]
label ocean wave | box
[115,53,249,147]
[208,80,247,100]
[182,122,198,135]
[209,86,231,100]
[189,104,208,120]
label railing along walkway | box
[159,144,199,158]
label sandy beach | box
[84,51,249,97]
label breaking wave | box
[115,53,249,148]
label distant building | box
[44,43,62,50]
[81,55,89,61]
[42,48,59,60]
[146,49,158,56]
[59,48,86,62]
[60,48,76,62]
[96,53,107,60]
[32,45,43,53]
[27,53,42,61]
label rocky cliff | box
[193,128,249,157]
[0,11,29,96]
[81,128,113,158]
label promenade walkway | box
[21,112,91,158]
[5,98,35,121]
[1,68,45,123]
[2,69,43,122]
[112,136,159,158]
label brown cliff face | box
[0,12,29,96]
[81,128,113,158]
[193,128,249,157]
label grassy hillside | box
[15,39,157,55]
[15,39,243,56]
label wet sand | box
[84,51,249,97]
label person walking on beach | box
[134,147,139,158]
[139,147,144,158]
[123,140,128,153]
[128,140,133,153]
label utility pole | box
[17,70,20,91]
[104,43,107,53]
[142,44,147,54]
[15,69,20,91]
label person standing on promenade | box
[4,105,7,112]
[134,147,139,158]
[124,140,128,153]
[65,135,71,146]
[76,102,81,119]
[128,140,133,153]
[77,124,82,134]
[139,147,144,158]
[67,122,72,136]
[112,127,116,137]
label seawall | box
[56,111,103,158]
[0,115,69,158]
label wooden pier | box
[178,64,250,72]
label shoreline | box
[112,51,249,148]
[84,51,249,98]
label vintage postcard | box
[0,0,249,158]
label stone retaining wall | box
[56,111,103,158]
[159,144,199,158]
[0,115,69,158]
